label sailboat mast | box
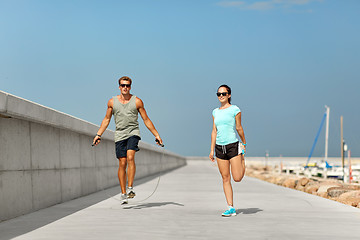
[324,106,330,162]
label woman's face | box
[217,87,230,104]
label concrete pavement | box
[1,159,360,240]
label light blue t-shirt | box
[212,105,241,145]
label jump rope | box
[92,138,165,205]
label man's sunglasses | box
[120,84,131,88]
[216,92,228,97]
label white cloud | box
[217,0,323,11]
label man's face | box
[119,80,131,95]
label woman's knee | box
[233,175,244,182]
[221,174,231,183]
[233,170,245,182]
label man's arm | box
[93,98,113,146]
[136,97,163,145]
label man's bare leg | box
[126,150,136,187]
[118,157,127,194]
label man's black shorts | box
[115,135,141,158]
[215,141,243,160]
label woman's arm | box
[235,112,246,152]
[209,116,217,162]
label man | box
[93,76,163,204]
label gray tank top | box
[112,95,140,142]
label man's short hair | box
[118,76,132,85]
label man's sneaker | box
[120,193,128,204]
[127,187,136,199]
[222,207,236,217]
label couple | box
[93,76,246,217]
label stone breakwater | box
[246,164,360,208]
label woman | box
[209,84,247,217]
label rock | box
[305,180,319,187]
[275,176,287,186]
[259,174,272,182]
[337,190,360,207]
[256,175,265,181]
[327,187,353,198]
[282,178,297,189]
[298,177,310,187]
[317,192,329,198]
[269,176,280,184]
[305,184,320,194]
[251,166,263,171]
[342,184,360,191]
[245,164,360,209]
[317,183,342,194]
[263,166,272,171]
[296,185,305,191]
[252,171,259,176]
[264,175,274,182]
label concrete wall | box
[0,90,186,222]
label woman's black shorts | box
[215,141,243,160]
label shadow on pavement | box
[123,202,185,210]
[236,208,263,215]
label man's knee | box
[127,155,135,162]
[126,151,136,162]
[119,158,127,167]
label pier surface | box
[1,160,360,240]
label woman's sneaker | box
[222,207,236,217]
[127,187,136,199]
[120,193,128,204]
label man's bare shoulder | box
[135,96,144,108]
[135,96,144,104]
[107,97,115,107]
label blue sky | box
[1,0,359,157]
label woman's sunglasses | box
[216,92,228,97]
[120,84,131,88]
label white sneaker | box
[127,187,136,199]
[120,193,128,204]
